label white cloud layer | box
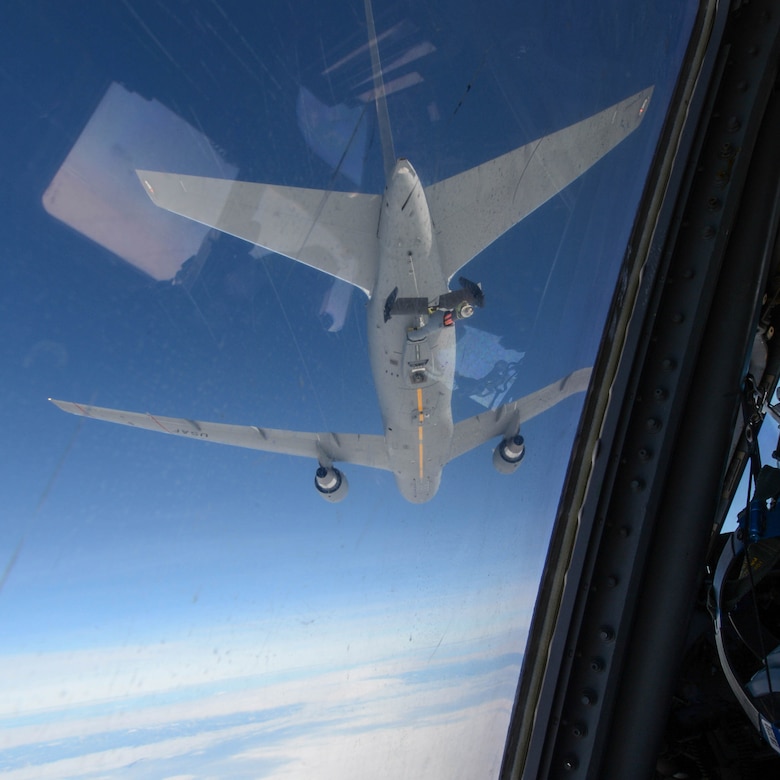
[0,611,524,778]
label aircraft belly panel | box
[377,160,447,300]
[386,385,452,503]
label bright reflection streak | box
[42,83,236,281]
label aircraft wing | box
[424,87,653,283]
[136,171,382,296]
[448,366,592,461]
[49,399,391,471]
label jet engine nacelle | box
[493,434,525,475]
[314,465,349,502]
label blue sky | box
[0,1,697,776]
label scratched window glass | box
[1,2,697,778]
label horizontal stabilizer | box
[136,170,382,296]
[448,366,592,461]
[425,87,654,282]
[49,398,391,471]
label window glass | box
[1,2,698,777]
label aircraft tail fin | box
[136,171,381,296]
[425,87,654,283]
[364,0,396,179]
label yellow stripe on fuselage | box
[416,387,424,479]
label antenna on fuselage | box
[364,0,397,180]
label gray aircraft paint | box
[50,1,651,503]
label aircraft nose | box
[399,474,440,504]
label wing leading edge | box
[425,87,654,282]
[50,367,590,479]
[448,366,593,462]
[48,399,391,471]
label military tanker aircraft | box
[51,1,651,503]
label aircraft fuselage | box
[367,159,456,503]
[48,4,646,505]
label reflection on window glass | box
[1,1,697,777]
